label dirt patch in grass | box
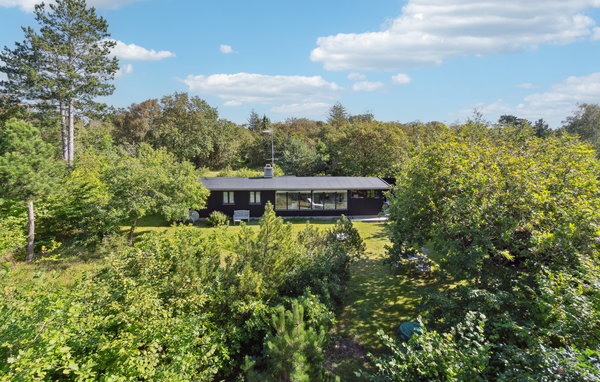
[325,337,367,381]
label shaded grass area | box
[329,224,460,381]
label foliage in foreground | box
[0,205,364,380]
[383,122,600,380]
[360,312,490,382]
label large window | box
[336,191,348,209]
[275,190,347,210]
[275,191,287,210]
[299,192,311,210]
[249,191,261,204]
[223,191,234,205]
[287,192,299,210]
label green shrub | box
[244,301,327,382]
[0,204,362,380]
[207,210,229,227]
[326,215,365,259]
[359,312,491,382]
[386,122,600,379]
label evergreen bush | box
[207,211,229,227]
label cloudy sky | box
[1,0,600,126]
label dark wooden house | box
[197,165,390,218]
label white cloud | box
[0,0,143,12]
[220,44,234,54]
[109,40,175,61]
[347,72,366,81]
[391,73,411,84]
[593,27,600,40]
[182,72,342,104]
[464,72,600,127]
[516,82,533,89]
[270,102,331,116]
[115,63,134,78]
[352,81,385,92]
[223,100,242,107]
[311,0,600,71]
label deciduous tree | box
[104,143,209,245]
[0,119,62,261]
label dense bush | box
[360,312,490,381]
[245,301,328,381]
[0,205,362,380]
[0,227,228,381]
[383,122,600,379]
[216,164,284,177]
[206,210,229,227]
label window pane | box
[312,192,324,210]
[223,191,233,204]
[336,192,347,209]
[299,192,311,210]
[255,191,261,204]
[323,192,336,210]
[275,191,287,210]
[287,192,299,210]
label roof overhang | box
[199,176,391,191]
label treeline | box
[110,97,415,177]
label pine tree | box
[247,109,262,131]
[264,302,326,382]
[0,0,119,165]
[0,119,62,261]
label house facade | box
[197,166,390,218]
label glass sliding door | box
[336,191,348,209]
[312,192,324,210]
[275,191,287,210]
[299,192,311,210]
[275,190,348,211]
[287,192,299,210]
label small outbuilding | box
[197,165,390,218]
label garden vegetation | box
[1,1,600,380]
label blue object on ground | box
[398,321,422,341]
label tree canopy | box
[0,0,118,165]
[383,122,600,380]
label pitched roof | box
[199,176,390,191]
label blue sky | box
[1,0,600,127]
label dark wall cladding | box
[197,189,385,218]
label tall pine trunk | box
[68,98,74,166]
[26,200,34,262]
[128,218,137,246]
[60,100,68,161]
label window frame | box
[249,191,261,205]
[223,191,235,205]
